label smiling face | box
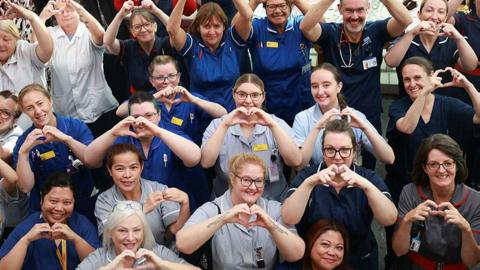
[311,69,342,110]
[129,101,159,139]
[310,230,345,270]
[265,0,291,29]
[21,90,55,128]
[130,14,157,44]
[418,0,448,25]
[111,214,144,254]
[0,30,17,65]
[108,152,143,194]
[149,62,180,92]
[41,187,74,225]
[323,132,355,167]
[402,63,430,100]
[54,1,80,30]
[338,0,369,36]
[230,163,265,206]
[424,148,456,190]
[0,96,17,134]
[233,82,265,109]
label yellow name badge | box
[40,150,56,161]
[171,117,184,127]
[266,41,278,48]
[252,144,269,152]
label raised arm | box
[142,0,170,27]
[175,86,227,118]
[384,24,419,67]
[167,0,188,51]
[232,0,254,41]
[104,0,134,55]
[440,23,478,71]
[299,0,332,42]
[162,188,191,235]
[293,0,311,14]
[0,157,18,195]
[446,0,462,22]
[69,0,105,45]
[16,129,46,193]
[383,0,412,37]
[443,68,480,124]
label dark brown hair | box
[321,119,357,152]
[411,134,467,186]
[127,91,160,115]
[40,172,76,201]
[188,2,228,40]
[128,8,156,29]
[400,56,434,76]
[312,63,348,110]
[0,90,20,118]
[106,143,144,170]
[419,0,449,14]
[303,219,351,270]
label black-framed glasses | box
[234,173,265,188]
[425,160,455,171]
[0,109,13,119]
[131,112,157,119]
[113,201,142,212]
[234,91,264,101]
[131,22,153,32]
[150,73,179,83]
[323,147,353,158]
[265,3,288,11]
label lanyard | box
[56,239,67,270]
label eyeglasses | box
[341,7,367,15]
[0,109,13,119]
[323,147,353,158]
[150,73,179,83]
[425,160,455,171]
[265,3,288,11]
[131,22,153,32]
[234,91,264,101]
[234,174,265,188]
[113,201,143,212]
[131,112,157,119]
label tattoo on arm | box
[207,212,227,228]
[270,219,288,235]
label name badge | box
[40,150,56,161]
[362,57,377,70]
[171,117,183,126]
[266,41,278,48]
[252,144,269,152]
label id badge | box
[409,234,421,252]
[269,161,280,183]
[362,57,377,70]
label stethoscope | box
[338,27,363,68]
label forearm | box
[392,218,413,256]
[293,0,311,15]
[200,124,228,168]
[298,128,320,169]
[176,216,224,254]
[461,228,480,267]
[456,38,478,71]
[362,126,395,164]
[0,237,29,270]
[84,132,117,168]
[16,152,35,193]
[382,0,412,28]
[155,128,200,167]
[270,123,301,167]
[464,83,480,124]
[103,13,123,54]
[268,221,305,261]
[30,12,53,63]
[281,181,314,224]
[385,32,414,67]
[0,158,18,192]
[167,0,186,44]
[447,0,463,20]
[116,101,129,118]
[364,182,398,225]
[72,235,96,260]
[169,203,190,234]
[63,137,90,167]
[395,95,426,134]
[151,6,169,27]
[76,5,105,45]
[192,97,227,118]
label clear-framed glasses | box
[265,3,288,12]
[323,147,353,158]
[131,112,158,120]
[150,73,179,83]
[131,22,153,32]
[234,91,264,101]
[0,109,13,119]
[113,201,143,212]
[425,160,456,171]
[234,174,265,188]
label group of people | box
[0,0,478,269]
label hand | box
[19,128,46,154]
[248,204,275,229]
[120,0,136,17]
[336,164,370,190]
[0,0,35,20]
[42,125,71,143]
[140,0,158,11]
[439,202,472,232]
[153,86,176,105]
[51,222,77,241]
[341,107,366,129]
[171,86,197,104]
[134,248,166,269]
[222,107,251,127]
[222,203,252,227]
[24,223,53,242]
[438,23,462,40]
[315,108,340,130]
[422,70,444,95]
[404,199,439,223]
[132,116,158,135]
[163,187,189,205]
[39,0,62,21]
[438,67,473,89]
[248,108,274,127]
[410,20,437,36]
[105,249,136,270]
[143,191,165,214]
[307,164,345,188]
[110,116,137,138]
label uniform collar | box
[266,15,294,34]
[412,35,449,47]
[230,122,268,137]
[135,35,162,56]
[416,183,470,207]
[5,42,22,65]
[316,162,356,190]
[53,22,86,40]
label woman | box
[0,172,100,270]
[201,73,301,201]
[176,153,305,269]
[282,119,397,270]
[385,56,480,204]
[232,0,314,124]
[38,0,118,137]
[276,219,351,270]
[0,155,24,240]
[392,134,480,269]
[104,0,187,93]
[167,0,248,111]
[385,0,477,100]
[79,200,197,270]
[0,0,52,93]
[292,63,394,169]
[12,83,98,223]
[95,143,190,245]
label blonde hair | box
[0,20,20,40]
[232,73,265,94]
[228,153,267,188]
[18,84,51,111]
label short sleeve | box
[229,26,248,47]
[184,201,219,228]
[153,244,189,264]
[76,249,104,270]
[292,112,309,146]
[160,200,180,228]
[0,219,32,258]
[273,116,296,144]
[94,192,113,236]
[364,168,392,200]
[387,98,410,137]
[286,165,317,198]
[353,110,375,153]
[179,33,194,56]
[76,214,102,248]
[0,180,19,203]
[19,41,46,68]
[201,118,221,147]
[397,184,417,219]
[70,119,94,145]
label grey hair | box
[102,201,156,251]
